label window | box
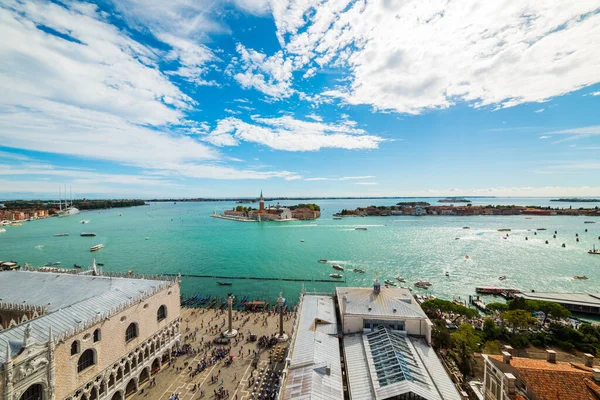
[77,349,96,372]
[93,329,101,343]
[157,305,167,322]
[20,384,43,400]
[125,323,138,343]
[71,341,80,356]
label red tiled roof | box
[490,356,600,400]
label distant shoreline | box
[551,198,600,202]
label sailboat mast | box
[59,186,62,211]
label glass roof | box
[365,326,430,389]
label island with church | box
[212,191,321,222]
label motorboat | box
[10,223,22,226]
[537,228,547,231]
[45,262,61,266]
[574,276,588,280]
[145,237,150,240]
[318,259,328,263]
[55,233,69,237]
[329,273,343,278]
[332,264,344,271]
[463,227,470,229]
[499,275,507,281]
[333,216,342,220]
[90,244,104,252]
[355,227,368,231]
[80,220,90,224]
[0,228,5,233]
[384,279,397,286]
[584,221,596,224]
[300,240,305,242]
[497,229,511,232]
[414,280,432,289]
[445,272,450,277]
[589,246,600,255]
[73,264,82,269]
[217,281,232,286]
[353,268,365,273]
[80,232,97,237]
[396,276,405,282]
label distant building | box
[481,349,600,400]
[0,270,181,400]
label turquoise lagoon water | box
[1,198,599,305]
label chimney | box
[546,349,556,363]
[502,351,512,364]
[584,353,594,368]
[503,345,514,355]
[504,373,516,395]
[593,368,600,383]
[325,365,331,376]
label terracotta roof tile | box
[489,356,599,400]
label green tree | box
[421,299,478,319]
[486,302,509,314]
[432,320,452,349]
[525,300,570,326]
[482,340,501,355]
[451,324,481,377]
[500,310,536,334]
[482,318,502,340]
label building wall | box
[54,283,181,400]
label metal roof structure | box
[336,286,426,319]
[515,292,600,307]
[344,326,461,400]
[0,270,174,364]
[281,294,343,400]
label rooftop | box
[336,286,426,319]
[488,355,600,400]
[344,326,461,400]
[515,292,600,307]
[0,270,174,363]
[281,294,343,400]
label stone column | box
[47,327,55,400]
[276,293,288,342]
[223,294,237,338]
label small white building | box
[336,282,432,343]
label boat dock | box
[514,292,600,315]
[476,286,521,300]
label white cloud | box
[589,91,600,96]
[535,109,545,113]
[0,1,303,183]
[270,0,600,113]
[546,125,600,142]
[353,182,377,185]
[539,136,550,139]
[306,113,323,121]
[304,175,375,181]
[203,115,385,151]
[232,44,295,99]
[224,108,242,115]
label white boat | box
[329,273,343,278]
[499,275,507,281]
[80,220,90,224]
[0,228,5,233]
[57,186,80,217]
[332,264,344,271]
[384,279,397,286]
[355,227,368,231]
[55,233,69,237]
[81,232,97,237]
[396,276,405,282]
[90,244,104,252]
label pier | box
[165,273,344,283]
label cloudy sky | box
[1,0,600,198]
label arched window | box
[77,349,95,373]
[20,383,43,400]
[125,323,138,343]
[71,341,80,356]
[157,305,167,322]
[93,329,101,342]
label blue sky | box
[1,0,599,199]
